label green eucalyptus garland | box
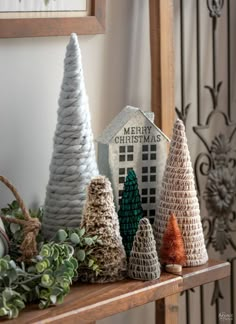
[0,201,101,320]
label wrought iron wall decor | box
[175,0,235,323]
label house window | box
[142,197,148,204]
[149,217,154,225]
[142,188,148,195]
[142,175,148,182]
[118,167,133,196]
[127,146,134,152]
[119,190,123,197]
[119,177,125,184]
[119,146,126,153]
[148,209,156,224]
[150,167,156,182]
[149,188,156,204]
[143,210,148,217]
[150,196,156,203]
[150,209,155,216]
[119,145,134,162]
[142,154,148,160]
[150,175,156,182]
[150,166,156,173]
[142,167,148,173]
[150,188,156,195]
[141,187,148,203]
[119,168,125,175]
[141,166,149,183]
[150,153,156,160]
[119,155,125,162]
[142,145,157,160]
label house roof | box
[97,106,170,144]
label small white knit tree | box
[128,218,160,281]
[153,119,208,267]
[42,33,98,239]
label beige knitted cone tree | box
[128,218,160,281]
[80,176,127,283]
[42,33,98,239]
[153,119,208,267]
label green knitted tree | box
[118,170,143,257]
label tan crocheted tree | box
[128,218,160,281]
[80,176,127,283]
[153,119,208,267]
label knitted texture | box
[80,176,127,283]
[128,218,161,281]
[42,33,98,239]
[160,213,186,266]
[153,119,208,267]
[118,170,143,257]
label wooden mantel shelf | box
[1,259,230,324]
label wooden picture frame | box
[0,0,106,38]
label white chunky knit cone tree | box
[129,218,160,281]
[153,119,208,267]
[80,176,127,283]
[42,33,98,239]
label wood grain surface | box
[0,260,230,324]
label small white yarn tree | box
[128,218,160,281]
[42,33,98,239]
[153,119,208,267]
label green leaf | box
[14,299,25,310]
[52,247,59,261]
[56,229,67,242]
[41,274,54,288]
[0,307,8,316]
[11,305,19,319]
[70,258,78,270]
[21,285,31,292]
[40,246,51,258]
[70,233,80,245]
[38,300,47,309]
[2,288,14,301]
[57,295,64,304]
[50,295,57,305]
[84,238,93,246]
[7,269,18,284]
[0,259,9,272]
[9,260,16,269]
[78,228,85,237]
[92,264,99,271]
[76,250,85,262]
[51,287,63,296]
[88,259,94,268]
[36,261,48,273]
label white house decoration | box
[97,106,169,224]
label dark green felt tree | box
[118,170,143,257]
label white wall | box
[0,0,154,323]
[0,0,150,206]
